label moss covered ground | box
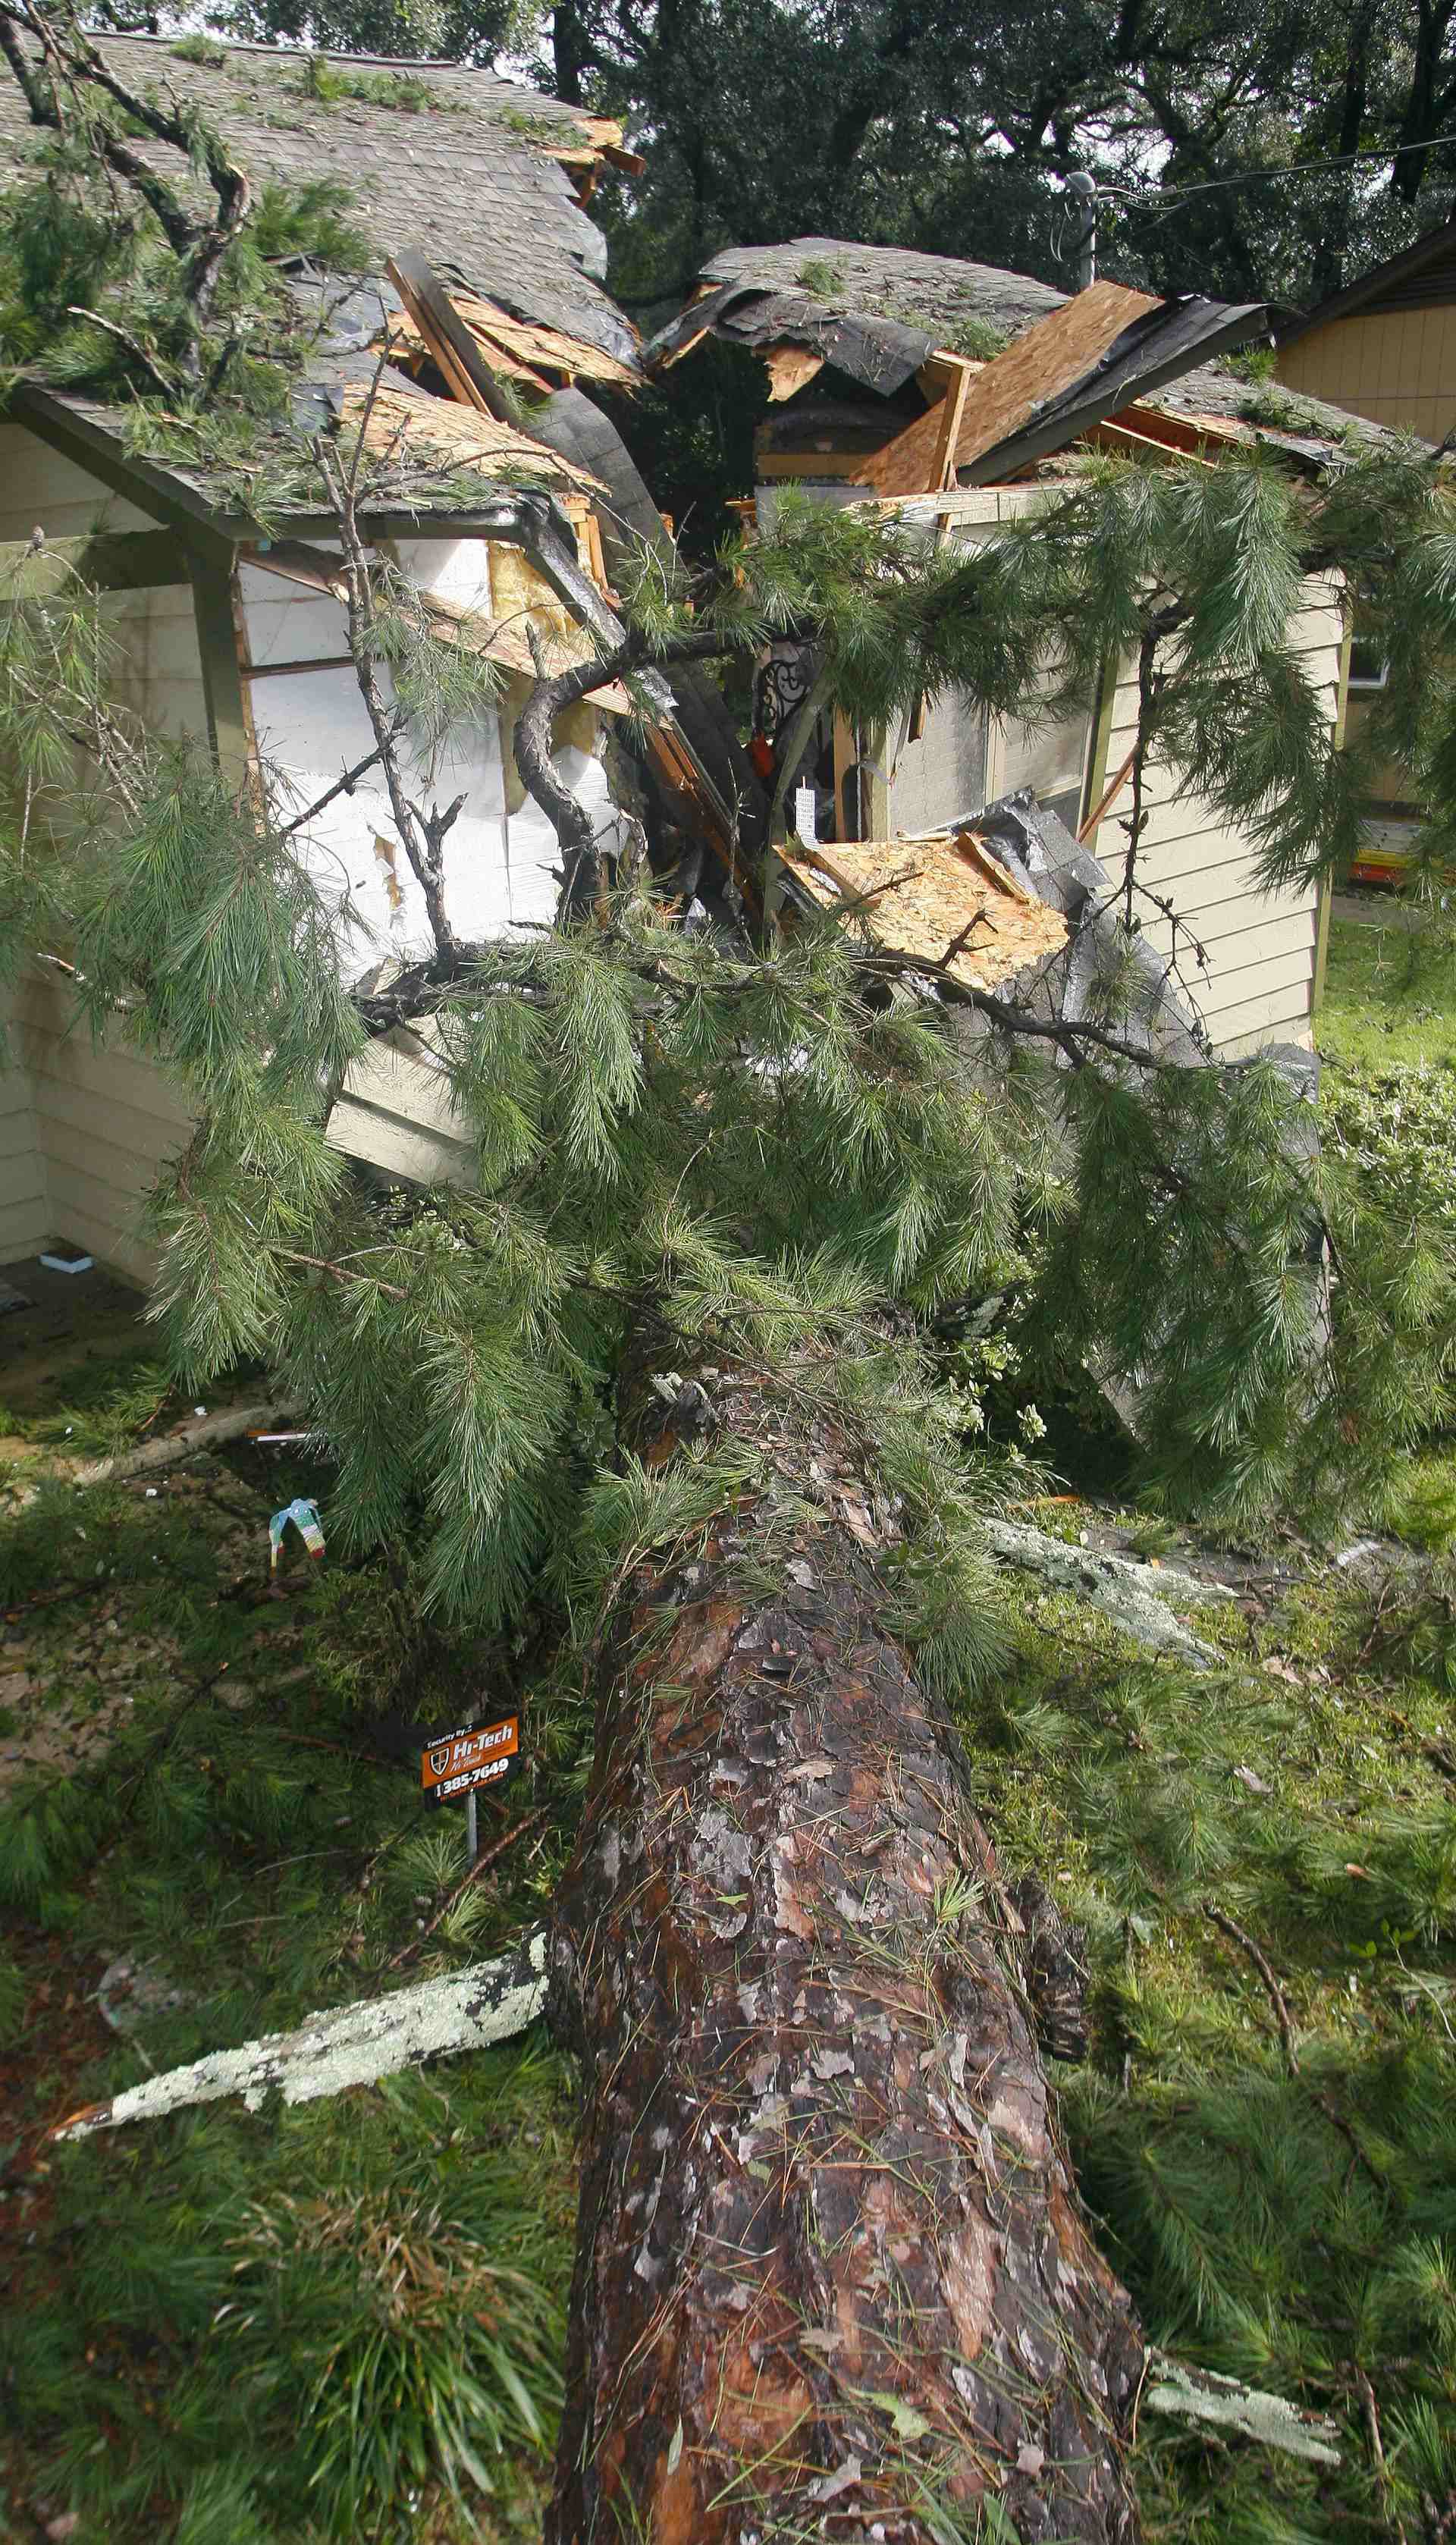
[1,1273,1454,2541]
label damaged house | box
[0,50,1363,1288]
[645,239,1388,1059]
[0,33,761,1279]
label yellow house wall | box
[1276,303,1456,442]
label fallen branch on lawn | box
[73,1400,306,1489]
[49,1927,548,2139]
[983,1517,1233,1667]
[9,1403,309,1510]
[1143,2354,1341,2465]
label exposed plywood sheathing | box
[764,344,828,402]
[860,351,978,497]
[385,290,639,392]
[949,281,1162,475]
[337,381,603,497]
[784,830,1068,990]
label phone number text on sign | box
[420,1714,519,1806]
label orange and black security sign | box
[420,1715,519,1806]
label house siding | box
[0,422,209,745]
[9,973,191,1282]
[0,994,48,1266]
[1276,305,1456,442]
[874,491,1341,1060]
[1091,573,1343,1057]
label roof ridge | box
[75,27,560,83]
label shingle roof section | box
[695,237,1066,354]
[0,30,639,366]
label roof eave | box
[961,300,1274,482]
[1276,212,1456,347]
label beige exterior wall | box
[0,419,206,745]
[1276,304,1456,442]
[8,973,193,1285]
[0,422,203,1274]
[0,994,49,1266]
[1088,576,1345,1056]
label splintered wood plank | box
[763,344,827,402]
[337,381,603,498]
[439,290,639,390]
[950,281,1163,475]
[384,305,550,393]
[784,828,1067,989]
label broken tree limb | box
[49,1928,548,2140]
[71,1401,306,1489]
[547,1355,1144,2545]
[982,1517,1232,1668]
[1142,2355,1341,2465]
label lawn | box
[1316,910,1456,1070]
[2,1308,1454,2544]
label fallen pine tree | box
[546,1351,1144,2544]
[2,93,1452,2518]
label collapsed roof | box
[646,234,1409,478]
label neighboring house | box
[647,237,1390,1055]
[1275,218,1456,869]
[1275,212,1456,444]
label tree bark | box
[548,1359,1144,2544]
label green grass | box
[0,1369,580,2542]
[960,1511,1456,2545]
[1316,913,1456,1070]
[2,1343,1454,2543]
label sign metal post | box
[419,1714,519,1872]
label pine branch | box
[0,0,251,375]
[511,623,733,917]
[279,744,387,839]
[64,303,173,397]
[312,427,460,965]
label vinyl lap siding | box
[0,1001,48,1265]
[14,975,193,1284]
[1090,575,1343,1058]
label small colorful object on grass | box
[268,1495,325,1576]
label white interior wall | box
[242,537,619,985]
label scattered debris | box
[269,1495,325,1575]
[96,1955,193,2038]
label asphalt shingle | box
[0,31,638,366]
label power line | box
[1094,125,1456,215]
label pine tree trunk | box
[547,1357,1144,2545]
